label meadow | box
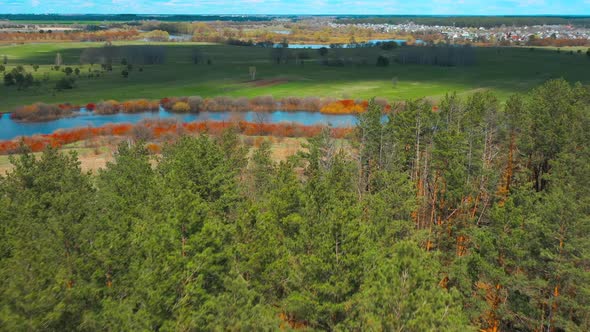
[1,41,589,113]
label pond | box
[168,34,193,41]
[0,108,360,141]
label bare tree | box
[79,45,166,66]
[270,46,290,64]
[397,45,476,67]
[55,53,63,66]
[192,48,203,64]
[131,124,153,142]
[249,66,256,80]
[392,76,399,87]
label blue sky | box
[1,0,589,15]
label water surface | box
[133,37,415,49]
[0,108,359,140]
[278,39,409,49]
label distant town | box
[328,21,590,45]
[1,15,589,47]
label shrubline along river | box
[0,108,360,141]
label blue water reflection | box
[0,108,361,140]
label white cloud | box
[31,0,40,7]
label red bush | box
[0,120,354,155]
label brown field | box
[0,135,330,175]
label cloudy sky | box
[1,0,589,15]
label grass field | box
[1,41,589,113]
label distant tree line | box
[527,37,590,47]
[396,45,477,66]
[79,45,166,65]
[0,14,280,22]
[336,15,590,28]
[0,30,140,43]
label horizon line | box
[2,13,590,17]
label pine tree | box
[344,241,473,331]
[288,134,366,329]
[85,142,157,328]
[0,148,94,330]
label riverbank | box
[1,107,364,141]
[8,97,380,123]
[0,119,354,154]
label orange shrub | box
[121,99,159,113]
[146,143,161,154]
[320,99,392,114]
[11,103,74,122]
[250,96,275,112]
[0,119,355,155]
[171,101,191,113]
[320,100,366,114]
[95,100,121,115]
[160,97,172,107]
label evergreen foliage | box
[1,79,589,330]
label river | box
[0,108,360,141]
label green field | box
[1,41,589,112]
